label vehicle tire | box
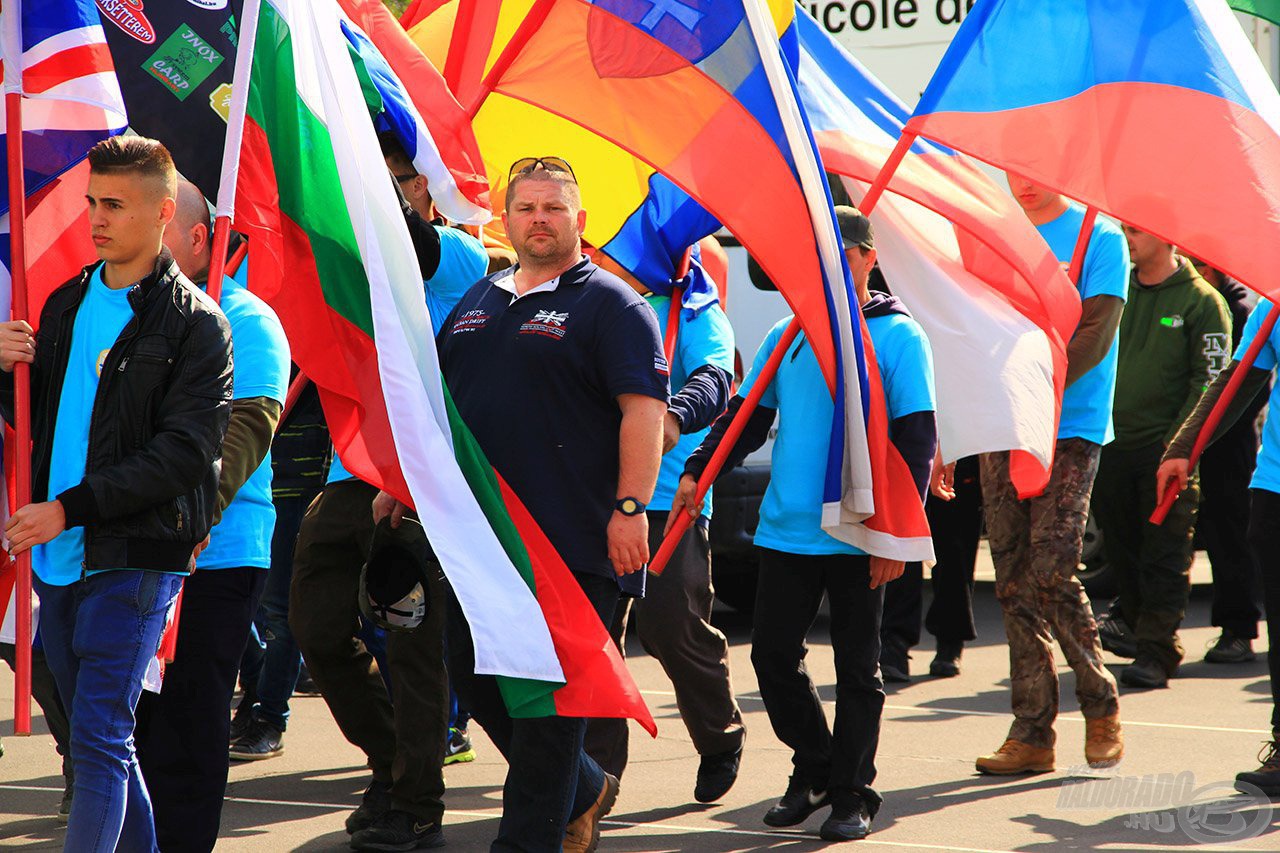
[1076,510,1117,600]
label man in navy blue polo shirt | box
[429,158,669,852]
[672,207,935,842]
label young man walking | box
[0,137,233,852]
[1093,226,1230,688]
[673,207,935,841]
[972,177,1127,775]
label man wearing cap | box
[382,157,668,852]
[672,207,935,841]
[973,176,1127,775]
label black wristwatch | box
[614,497,647,516]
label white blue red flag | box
[337,10,490,225]
[907,0,1280,301]
[794,10,1081,498]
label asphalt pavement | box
[3,556,1278,851]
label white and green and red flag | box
[215,0,654,731]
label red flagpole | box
[6,87,33,735]
[465,0,556,119]
[1151,302,1278,525]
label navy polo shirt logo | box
[451,308,490,335]
[520,309,570,339]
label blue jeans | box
[243,495,310,729]
[36,570,184,853]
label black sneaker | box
[880,641,910,683]
[346,778,392,835]
[1236,741,1280,796]
[57,785,72,825]
[443,726,475,765]
[694,745,743,803]
[294,666,322,697]
[1120,657,1170,689]
[763,774,829,827]
[819,793,872,842]
[229,701,255,743]
[930,640,963,678]
[1205,632,1256,664]
[1098,612,1138,659]
[349,809,444,851]
[229,719,285,762]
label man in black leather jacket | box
[0,137,232,852]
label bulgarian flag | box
[217,0,654,731]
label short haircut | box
[378,131,414,173]
[507,168,581,209]
[87,136,177,198]
[174,178,212,238]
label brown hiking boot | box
[563,772,620,853]
[1085,714,1124,767]
[976,739,1055,775]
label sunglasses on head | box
[508,156,576,183]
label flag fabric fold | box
[908,0,1280,303]
[223,0,652,731]
[794,10,1080,497]
[336,0,491,225]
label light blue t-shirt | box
[1236,299,1280,494]
[199,275,290,570]
[1036,203,1130,444]
[328,223,487,484]
[645,296,734,519]
[34,265,135,586]
[744,310,935,557]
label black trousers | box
[1247,489,1280,736]
[584,513,745,778]
[750,548,884,814]
[882,456,982,650]
[135,566,267,853]
[1093,441,1198,673]
[290,480,448,824]
[1200,421,1263,638]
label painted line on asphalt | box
[640,690,1271,735]
[0,784,1019,852]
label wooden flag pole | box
[1151,303,1278,525]
[6,87,33,735]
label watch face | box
[618,498,641,515]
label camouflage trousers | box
[980,439,1120,749]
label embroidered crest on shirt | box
[451,309,490,334]
[654,355,670,376]
[520,310,570,339]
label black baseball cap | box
[835,205,875,251]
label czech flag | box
[795,10,1080,498]
[451,0,932,559]
[907,0,1280,301]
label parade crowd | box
[1,130,1278,853]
